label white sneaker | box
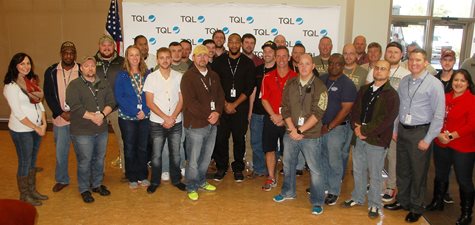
[161,172,170,181]
[181,168,185,176]
[138,179,151,187]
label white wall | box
[352,0,391,50]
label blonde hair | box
[123,45,147,77]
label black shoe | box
[384,201,403,210]
[147,184,159,194]
[296,170,303,176]
[81,191,94,203]
[306,187,311,195]
[92,185,111,196]
[52,183,69,192]
[405,212,422,223]
[325,194,339,205]
[234,171,244,183]
[174,183,186,191]
[214,170,226,181]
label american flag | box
[106,0,123,55]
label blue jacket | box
[114,70,150,118]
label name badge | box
[298,117,305,126]
[64,103,70,112]
[230,88,236,97]
[137,104,142,110]
[404,114,412,125]
[210,101,216,110]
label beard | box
[229,49,240,56]
[100,51,114,59]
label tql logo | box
[229,16,254,24]
[180,15,205,23]
[155,26,180,34]
[204,27,230,35]
[131,15,156,22]
[253,28,278,36]
[278,17,303,25]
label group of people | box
[3,29,475,225]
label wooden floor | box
[0,130,433,225]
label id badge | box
[298,117,305,126]
[404,114,412,124]
[230,88,236,97]
[64,103,70,112]
[210,101,216,110]
[137,104,142,110]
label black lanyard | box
[298,76,315,116]
[102,62,110,80]
[362,84,384,124]
[228,57,241,89]
[81,76,100,111]
[408,72,428,111]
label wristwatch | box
[297,129,303,135]
[448,133,454,140]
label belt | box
[339,121,348,126]
[399,122,430,129]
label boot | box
[427,180,448,211]
[17,176,41,206]
[28,169,48,200]
[456,190,474,225]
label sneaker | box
[187,191,199,201]
[129,182,139,189]
[306,187,311,195]
[200,182,216,191]
[312,206,324,215]
[279,169,284,175]
[273,194,295,203]
[147,161,151,168]
[174,183,186,191]
[81,191,94,203]
[368,206,380,219]
[382,188,395,202]
[262,178,277,191]
[296,170,303,176]
[214,170,226,181]
[444,193,454,204]
[325,194,339,205]
[139,179,151,187]
[341,199,359,208]
[161,172,170,181]
[234,171,244,183]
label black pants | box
[396,124,432,214]
[213,109,248,173]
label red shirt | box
[261,69,297,115]
[435,90,475,153]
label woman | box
[66,57,115,203]
[114,45,151,189]
[432,69,475,225]
[3,53,48,206]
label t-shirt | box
[143,69,183,123]
[170,62,190,74]
[313,55,329,74]
[253,64,276,115]
[343,65,368,90]
[366,64,410,90]
[319,74,357,124]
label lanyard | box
[81,76,101,111]
[228,57,241,88]
[102,62,110,80]
[61,68,72,87]
[390,65,400,78]
[130,73,144,103]
[320,58,326,70]
[362,84,383,124]
[407,72,428,112]
[200,76,212,93]
[298,76,315,116]
[325,76,337,92]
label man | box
[343,44,368,90]
[242,33,264,66]
[361,42,382,71]
[435,49,457,93]
[211,33,255,182]
[44,41,80,192]
[94,35,125,175]
[366,42,410,203]
[144,47,186,193]
[180,40,193,68]
[319,53,357,206]
[384,49,445,223]
[401,42,437,75]
[248,41,277,178]
[289,43,306,73]
[203,39,216,64]
[134,35,156,71]
[313,36,333,74]
[181,45,225,201]
[274,34,287,47]
[213,30,226,57]
[341,60,399,219]
[354,35,369,65]
[169,42,189,74]
[66,56,115,203]
[273,54,328,216]
[461,53,475,82]
[260,46,297,191]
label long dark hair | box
[450,69,475,94]
[4,53,36,84]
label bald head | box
[353,35,367,55]
[298,54,315,78]
[343,44,357,66]
[274,35,287,47]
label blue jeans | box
[150,121,182,185]
[185,125,217,192]
[161,125,186,172]
[71,131,108,193]
[341,125,354,180]
[351,138,387,209]
[9,130,41,177]
[119,118,150,182]
[250,113,267,175]
[322,123,351,195]
[297,152,305,171]
[53,125,72,184]
[281,135,325,207]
